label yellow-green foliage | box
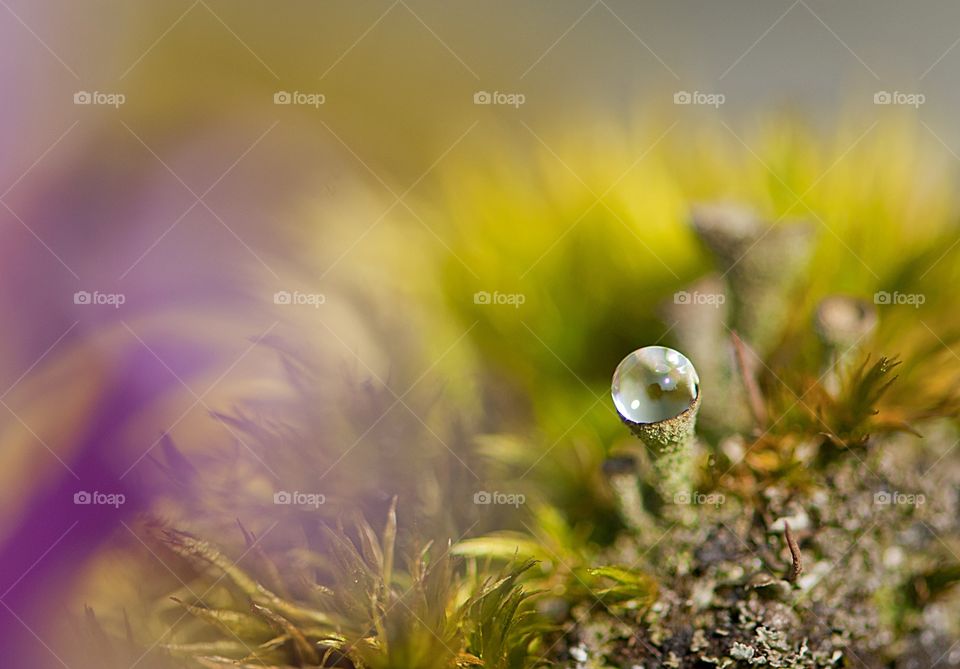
[422,114,960,531]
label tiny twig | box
[731,331,768,428]
[784,521,803,583]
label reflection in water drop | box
[612,346,700,424]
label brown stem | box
[784,521,803,583]
[731,331,769,429]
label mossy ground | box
[554,426,960,668]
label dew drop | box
[611,346,700,424]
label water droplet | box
[612,346,700,424]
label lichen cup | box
[612,346,701,501]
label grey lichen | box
[620,395,701,501]
[690,203,814,356]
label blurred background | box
[3,1,960,667]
